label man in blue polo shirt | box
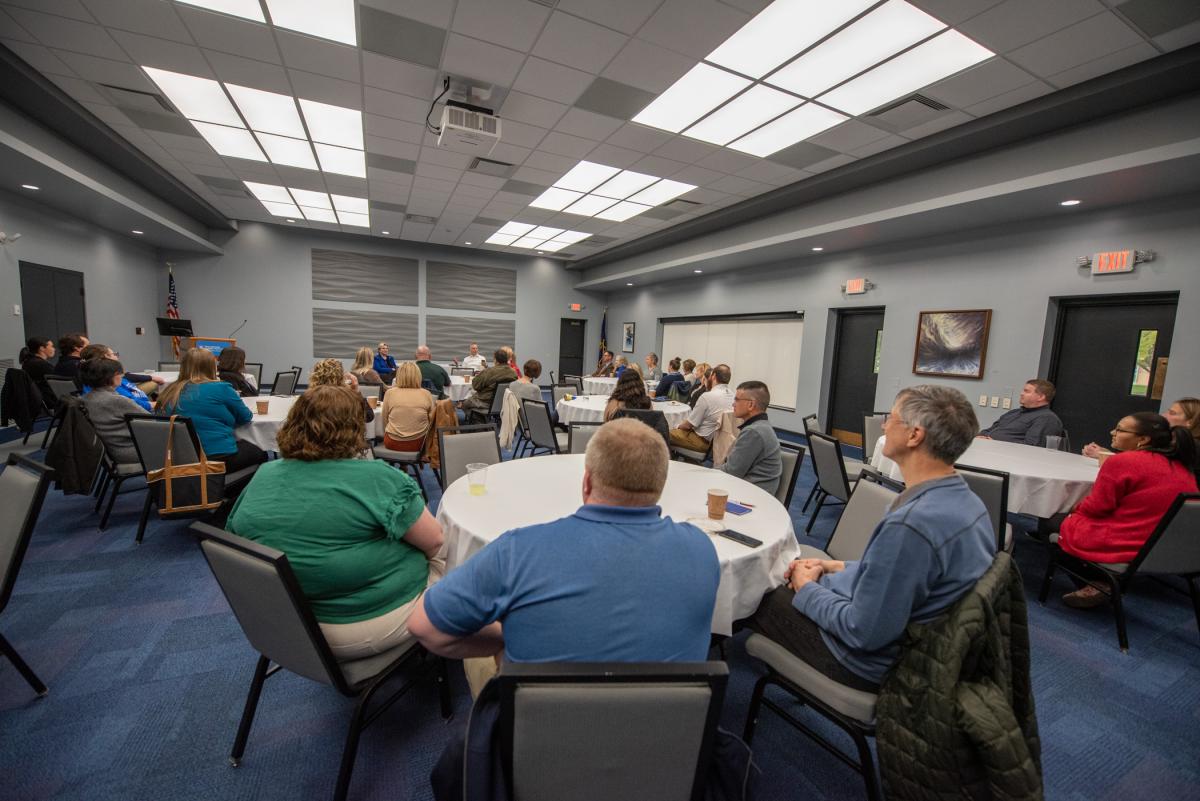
[409,417,720,667]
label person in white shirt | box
[461,342,486,371]
[669,364,734,452]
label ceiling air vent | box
[468,156,516,178]
[871,94,950,115]
[98,83,175,114]
[869,93,952,131]
[405,214,438,224]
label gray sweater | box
[82,388,144,464]
[719,415,782,495]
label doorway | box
[558,317,586,379]
[19,262,87,343]
[827,307,885,447]
[1048,292,1178,448]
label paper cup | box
[707,488,729,520]
[255,400,269,415]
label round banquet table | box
[555,395,692,428]
[151,370,256,387]
[446,375,472,402]
[868,435,1099,518]
[235,396,385,452]
[580,376,657,396]
[435,453,799,634]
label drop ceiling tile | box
[1116,0,1200,37]
[670,164,726,186]
[925,58,1040,109]
[600,36,695,94]
[147,129,209,152]
[177,150,229,168]
[958,0,1108,52]
[637,0,750,61]
[808,120,892,154]
[574,77,656,120]
[401,221,434,240]
[204,50,292,92]
[420,148,474,169]
[177,6,279,62]
[554,108,625,140]
[586,142,647,168]
[711,174,772,196]
[109,30,213,76]
[797,152,856,175]
[511,166,559,186]
[0,9,37,43]
[965,79,1054,116]
[652,136,720,164]
[500,91,570,129]
[361,52,437,100]
[365,86,426,121]
[536,131,599,159]
[736,161,807,186]
[367,0,449,29]
[442,33,525,86]
[6,8,127,61]
[1008,12,1146,76]
[697,148,762,175]
[453,183,498,200]
[604,123,674,153]
[1,40,74,75]
[276,30,361,82]
[521,151,578,174]
[415,162,462,183]
[852,134,911,158]
[532,11,626,74]
[555,0,657,35]
[369,183,411,203]
[81,101,131,127]
[289,70,362,107]
[1,0,92,23]
[631,154,689,177]
[325,175,369,194]
[488,143,533,164]
[360,6,446,69]
[52,51,153,89]
[49,74,109,104]
[81,0,193,41]
[1045,40,1158,88]
[449,0,550,52]
[908,0,1006,25]
[902,109,975,140]
[496,119,548,149]
[512,56,594,105]
[720,0,774,12]
[459,172,506,190]
[1153,18,1200,50]
[365,115,425,145]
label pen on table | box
[736,501,754,508]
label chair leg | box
[135,489,154,544]
[1038,549,1059,603]
[851,727,884,801]
[334,678,384,801]
[0,632,48,696]
[230,655,271,766]
[1187,577,1200,643]
[742,673,770,744]
[805,491,827,533]
[99,476,129,530]
[1104,574,1130,653]
[801,483,818,513]
[93,471,112,513]
[408,464,429,503]
[40,416,58,449]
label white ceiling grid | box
[0,0,1195,259]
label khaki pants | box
[669,427,710,452]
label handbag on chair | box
[146,415,226,515]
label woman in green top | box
[228,385,445,661]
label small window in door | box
[872,330,883,374]
[1129,329,1158,397]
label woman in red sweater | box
[1056,412,1197,607]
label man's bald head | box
[416,345,431,360]
[584,418,669,506]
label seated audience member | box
[415,345,450,399]
[590,350,615,377]
[508,359,543,405]
[380,362,435,452]
[688,364,712,407]
[749,385,995,690]
[670,364,734,453]
[79,344,153,412]
[613,355,630,377]
[460,349,517,423]
[654,357,686,398]
[461,342,486,371]
[1045,412,1197,608]
[309,358,373,424]
[720,381,782,494]
[79,357,144,464]
[682,358,697,383]
[643,352,660,381]
[604,369,652,421]
[20,336,57,407]
[228,385,444,661]
[351,346,384,386]
[155,348,266,473]
[52,333,89,379]
[1087,398,1200,475]
[217,346,256,397]
[373,342,398,384]
[503,347,522,379]
[978,379,1063,446]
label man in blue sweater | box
[750,384,995,690]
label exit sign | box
[845,278,867,294]
[1091,250,1135,275]
[569,303,583,312]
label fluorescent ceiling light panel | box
[529,187,584,211]
[683,84,799,145]
[299,206,337,223]
[766,0,946,98]
[593,201,651,222]
[143,67,242,127]
[551,230,593,244]
[261,200,302,217]
[226,84,306,138]
[175,0,265,22]
[336,211,371,227]
[633,63,751,133]
[554,161,621,193]
[528,226,566,240]
[705,0,878,79]
[256,132,318,170]
[626,179,695,206]
[591,170,660,200]
[563,195,619,217]
[331,194,369,214]
[243,181,293,203]
[299,99,363,149]
[497,221,536,236]
[820,29,993,115]
[288,187,331,209]
[538,240,571,252]
[510,236,543,248]
[486,233,518,245]
[266,0,357,46]
[192,121,267,161]
[314,143,366,178]
[728,102,847,156]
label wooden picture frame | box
[621,322,636,353]
[912,309,992,379]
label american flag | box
[166,265,181,358]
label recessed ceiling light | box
[537,250,545,254]
[728,103,847,157]
[21,184,39,190]
[766,0,945,98]
[192,121,268,161]
[812,246,824,251]
[529,186,585,211]
[288,188,331,209]
[243,181,292,203]
[142,67,242,127]
[1060,199,1081,206]
[633,63,750,134]
[299,99,363,150]
[486,233,518,245]
[381,230,390,234]
[266,0,357,47]
[694,269,703,273]
[226,84,306,138]
[497,221,536,237]
[175,0,265,23]
[256,132,318,170]
[331,194,369,215]
[539,240,571,252]
[594,201,651,222]
[336,211,371,227]
[286,218,296,223]
[626,282,634,286]
[551,230,594,244]
[555,161,622,193]
[684,84,799,146]
[299,206,337,223]
[262,200,302,217]
[626,179,694,206]
[528,226,566,240]
[464,241,472,245]
[705,0,877,79]
[314,143,366,178]
[511,235,544,248]
[591,170,659,200]
[131,230,143,235]
[564,194,619,217]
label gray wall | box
[0,187,162,370]
[164,222,603,378]
[601,195,1200,433]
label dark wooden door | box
[828,307,885,447]
[19,261,87,342]
[1049,293,1177,448]
[558,318,586,379]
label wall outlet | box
[11,304,19,316]
[991,396,1000,407]
[1001,396,1012,409]
[979,394,988,406]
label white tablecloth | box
[555,396,692,428]
[236,396,385,452]
[447,375,472,402]
[869,435,1099,517]
[151,371,256,387]
[435,454,798,634]
[581,376,658,396]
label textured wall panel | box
[426,315,516,362]
[312,249,418,304]
[312,308,418,358]
[426,261,516,313]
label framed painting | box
[622,322,636,353]
[912,309,992,379]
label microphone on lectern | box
[228,319,248,338]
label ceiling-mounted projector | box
[437,100,501,157]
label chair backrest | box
[157,361,180,372]
[244,362,263,387]
[489,381,513,416]
[438,424,502,487]
[0,455,53,614]
[191,522,347,691]
[1129,493,1200,576]
[807,431,853,501]
[552,383,574,406]
[775,442,805,509]
[611,407,670,448]
[826,469,902,562]
[125,414,202,472]
[356,383,381,401]
[562,375,583,393]
[802,413,822,437]
[421,378,436,393]
[45,376,79,406]
[522,399,560,453]
[496,662,727,801]
[451,367,474,376]
[270,370,298,396]
[568,422,600,454]
[955,464,1009,552]
[862,413,885,461]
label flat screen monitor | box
[156,317,193,337]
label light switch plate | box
[11,304,19,316]
[1001,396,1012,409]
[979,394,988,406]
[991,396,1000,407]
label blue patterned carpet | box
[2,436,1198,801]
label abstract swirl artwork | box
[912,309,992,378]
